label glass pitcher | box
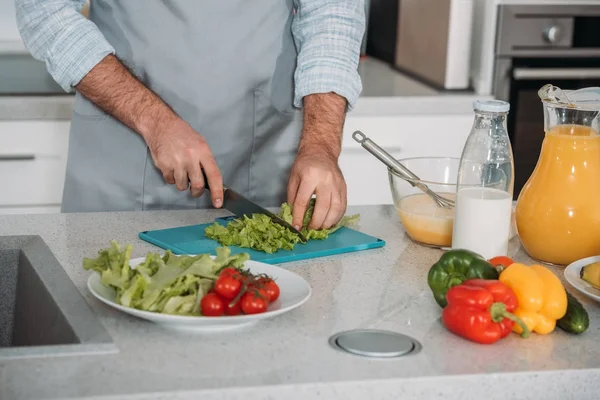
[515,84,600,266]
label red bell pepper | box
[441,279,530,344]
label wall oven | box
[492,3,600,199]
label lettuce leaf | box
[82,240,134,294]
[83,243,249,316]
[279,200,361,239]
[204,199,360,253]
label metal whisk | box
[352,130,455,209]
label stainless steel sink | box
[0,236,117,360]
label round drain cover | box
[333,329,417,358]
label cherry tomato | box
[200,293,225,316]
[250,286,271,303]
[241,291,268,314]
[219,267,239,278]
[224,298,242,316]
[488,256,515,268]
[262,279,280,302]
[220,266,251,285]
[237,273,250,285]
[214,275,242,300]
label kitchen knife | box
[199,171,307,242]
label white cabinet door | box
[340,114,473,205]
[0,120,70,213]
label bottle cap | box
[473,100,510,113]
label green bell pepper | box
[427,249,500,308]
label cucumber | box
[557,290,590,334]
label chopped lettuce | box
[205,214,302,254]
[204,199,360,253]
[279,201,361,240]
[83,243,249,316]
[82,240,134,292]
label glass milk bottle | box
[452,100,515,259]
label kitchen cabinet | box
[0,120,70,214]
[339,114,473,205]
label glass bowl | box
[388,157,459,248]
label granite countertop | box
[0,95,74,120]
[1,206,600,400]
[0,58,492,121]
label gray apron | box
[62,0,302,212]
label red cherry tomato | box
[238,273,250,285]
[263,279,280,302]
[252,286,271,303]
[219,267,239,278]
[200,293,225,316]
[224,298,242,316]
[214,275,242,300]
[241,291,268,314]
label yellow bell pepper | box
[498,263,567,335]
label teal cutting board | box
[138,216,385,264]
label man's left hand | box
[287,149,347,231]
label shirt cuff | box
[293,64,363,111]
[46,20,115,92]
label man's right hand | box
[146,117,224,207]
[74,54,224,208]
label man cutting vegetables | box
[15,1,365,230]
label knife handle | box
[187,170,211,190]
[191,170,229,192]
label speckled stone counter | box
[0,95,74,120]
[1,206,600,400]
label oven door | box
[497,58,600,199]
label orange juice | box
[515,124,600,265]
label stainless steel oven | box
[492,3,600,199]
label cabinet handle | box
[0,154,36,161]
[513,67,600,80]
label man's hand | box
[145,117,223,206]
[75,54,224,207]
[287,92,348,230]
[288,150,347,230]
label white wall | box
[0,0,20,41]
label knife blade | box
[199,172,307,242]
[222,187,307,242]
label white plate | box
[564,255,600,303]
[87,256,312,332]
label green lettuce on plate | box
[83,241,249,315]
[204,199,360,254]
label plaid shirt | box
[15,0,365,109]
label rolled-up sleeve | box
[15,0,115,92]
[292,0,365,110]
